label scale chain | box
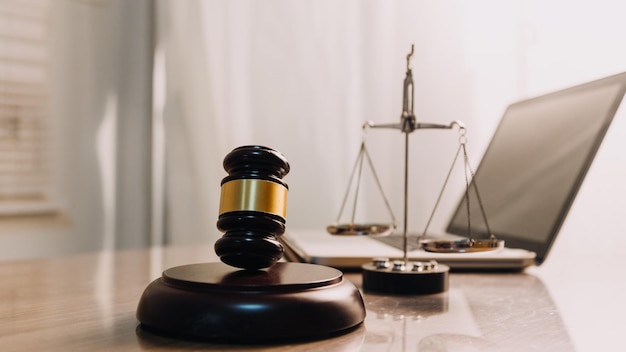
[334,138,397,228]
[420,130,494,242]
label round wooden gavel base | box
[137,262,366,342]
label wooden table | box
[1,240,623,351]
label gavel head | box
[214,145,290,270]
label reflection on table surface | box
[359,273,572,352]
[0,242,595,351]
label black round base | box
[362,262,449,295]
[136,262,366,342]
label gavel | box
[214,145,290,270]
[136,145,366,342]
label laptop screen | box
[447,73,626,264]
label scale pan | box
[420,237,504,253]
[327,223,395,237]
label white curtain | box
[155,0,626,245]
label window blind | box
[0,0,55,215]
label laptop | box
[281,72,626,270]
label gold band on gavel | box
[219,179,288,218]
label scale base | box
[136,262,366,342]
[362,259,449,295]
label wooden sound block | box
[137,262,366,342]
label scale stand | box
[332,45,501,294]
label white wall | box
[5,0,626,263]
[0,0,153,261]
[158,1,529,243]
[162,0,625,258]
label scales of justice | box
[136,45,502,342]
[327,45,502,294]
